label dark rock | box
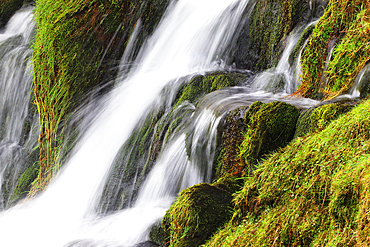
[133,240,160,247]
[0,0,34,28]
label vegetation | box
[205,98,370,246]
[216,101,299,178]
[299,0,370,99]
[1,0,369,245]
[162,181,234,246]
[294,102,353,138]
[99,72,246,213]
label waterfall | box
[251,20,318,94]
[0,0,250,246]
[0,6,38,210]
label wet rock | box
[228,0,328,72]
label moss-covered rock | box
[299,0,370,99]
[8,160,38,206]
[99,72,247,213]
[215,101,299,179]
[149,221,166,246]
[162,183,233,246]
[1,147,39,208]
[214,106,249,178]
[205,98,370,247]
[294,102,353,138]
[175,72,247,107]
[239,101,300,174]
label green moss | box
[294,102,353,138]
[215,101,299,179]
[248,0,310,71]
[239,101,300,174]
[299,0,370,99]
[289,22,316,65]
[163,183,233,247]
[8,163,38,206]
[176,72,246,107]
[205,98,370,246]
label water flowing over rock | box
[0,6,39,210]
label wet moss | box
[4,148,39,208]
[299,0,370,99]
[239,101,300,174]
[214,106,249,178]
[294,102,353,138]
[8,162,38,206]
[289,23,316,66]
[247,0,312,71]
[205,98,370,246]
[215,101,299,179]
[175,72,246,107]
[162,183,233,246]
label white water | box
[347,63,370,98]
[252,20,318,94]
[0,1,249,246]
[0,6,39,210]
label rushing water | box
[0,1,253,246]
[0,6,38,210]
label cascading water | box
[0,6,39,210]
[0,0,251,246]
[251,20,318,95]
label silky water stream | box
[0,6,38,211]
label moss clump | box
[205,98,370,246]
[163,183,233,246]
[215,101,299,179]
[31,0,169,193]
[176,72,246,107]
[294,102,353,138]
[299,0,370,99]
[239,101,300,174]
